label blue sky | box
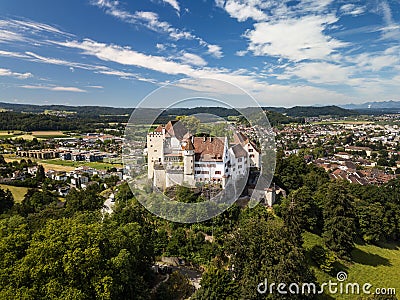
[0,0,400,107]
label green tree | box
[322,181,356,259]
[226,214,316,299]
[0,216,154,300]
[194,267,238,300]
[65,184,104,213]
[0,188,14,214]
[35,164,46,182]
[155,271,193,300]
[282,186,321,233]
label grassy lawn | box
[0,184,29,203]
[41,159,123,170]
[303,232,400,299]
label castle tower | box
[183,138,195,175]
[147,125,165,179]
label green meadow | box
[303,232,400,299]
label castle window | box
[250,154,254,158]
[215,171,221,175]
[238,158,242,162]
[249,149,253,152]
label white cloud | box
[215,0,335,22]
[0,19,72,44]
[87,85,104,89]
[11,19,71,36]
[56,39,196,75]
[245,15,347,61]
[282,62,353,84]
[377,0,400,40]
[353,53,399,71]
[97,69,156,82]
[0,50,29,58]
[178,52,208,67]
[216,0,267,22]
[161,0,180,13]
[0,30,26,43]
[340,4,365,16]
[235,50,248,56]
[21,85,87,92]
[1,50,153,81]
[156,43,166,51]
[0,68,33,79]
[295,0,333,15]
[91,0,223,57]
[207,44,223,58]
[52,36,356,106]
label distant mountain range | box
[340,100,400,111]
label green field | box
[303,232,400,299]
[41,159,123,170]
[0,184,29,203]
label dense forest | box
[0,112,127,132]
[0,153,399,299]
[0,109,296,131]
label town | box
[0,113,398,213]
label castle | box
[146,120,260,191]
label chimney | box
[203,136,206,142]
[191,136,194,143]
[209,137,212,142]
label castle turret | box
[183,138,195,176]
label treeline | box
[0,109,297,132]
[1,101,357,118]
[0,112,126,131]
[0,102,133,118]
[283,105,356,117]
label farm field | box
[0,130,23,138]
[303,232,400,299]
[31,131,67,138]
[0,130,69,140]
[0,184,29,203]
